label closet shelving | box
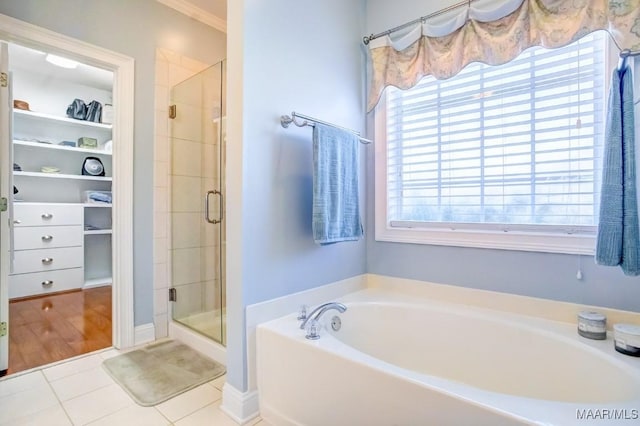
[13,108,112,130]
[14,171,112,181]
[10,54,114,296]
[13,109,113,202]
[13,139,112,154]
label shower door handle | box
[205,190,224,224]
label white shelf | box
[84,277,112,288]
[14,171,112,181]
[13,140,112,156]
[14,109,112,130]
[83,203,112,208]
[84,229,112,235]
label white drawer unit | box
[13,203,83,227]
[14,225,83,250]
[10,202,85,298]
[9,268,84,299]
[12,246,83,275]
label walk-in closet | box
[4,41,114,373]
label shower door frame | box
[168,60,226,346]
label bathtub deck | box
[257,286,640,426]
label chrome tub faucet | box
[299,302,347,340]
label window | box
[375,32,610,254]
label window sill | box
[375,225,596,255]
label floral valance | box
[367,0,640,112]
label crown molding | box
[157,0,227,33]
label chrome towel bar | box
[280,111,372,144]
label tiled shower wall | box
[153,48,210,338]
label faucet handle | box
[305,319,321,340]
[297,304,308,322]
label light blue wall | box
[240,0,366,311]
[227,0,367,391]
[0,0,226,326]
[365,0,640,313]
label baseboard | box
[169,320,227,366]
[134,323,156,346]
[220,382,260,425]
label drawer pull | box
[42,280,54,287]
[13,219,21,225]
[42,235,53,242]
[41,213,53,220]
[41,257,54,264]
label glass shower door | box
[169,61,225,345]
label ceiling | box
[8,43,113,91]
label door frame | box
[0,41,10,373]
[0,13,135,351]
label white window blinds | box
[385,31,607,232]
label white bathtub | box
[256,289,640,425]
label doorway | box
[0,14,134,376]
[169,60,226,346]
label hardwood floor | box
[8,286,112,375]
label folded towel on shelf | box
[312,123,363,245]
[88,192,112,204]
[596,65,639,276]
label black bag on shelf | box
[66,98,87,120]
[85,100,102,123]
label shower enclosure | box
[169,60,226,346]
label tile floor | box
[0,346,263,426]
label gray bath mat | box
[103,340,225,406]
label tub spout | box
[299,302,347,338]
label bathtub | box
[256,289,640,425]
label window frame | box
[374,34,616,255]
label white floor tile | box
[62,383,134,425]
[0,371,47,397]
[155,383,222,422]
[50,366,114,401]
[98,348,126,360]
[174,401,238,426]
[0,381,59,425]
[86,405,171,426]
[5,404,72,426]
[43,354,105,382]
[209,374,225,391]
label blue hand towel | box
[596,65,639,276]
[312,123,363,245]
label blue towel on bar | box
[596,65,640,276]
[312,123,363,245]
